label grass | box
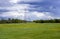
[0,23,60,39]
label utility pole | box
[24,8,29,21]
[16,8,31,21]
[24,9,31,21]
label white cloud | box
[0,3,31,20]
[32,12,45,17]
[4,4,30,12]
[0,10,54,20]
[0,0,56,20]
[31,11,54,20]
[21,0,43,2]
[9,0,20,3]
[9,0,43,4]
[0,11,25,19]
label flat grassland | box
[0,23,60,39]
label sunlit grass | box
[0,23,60,39]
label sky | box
[0,0,60,21]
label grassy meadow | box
[0,23,60,39]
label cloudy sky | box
[0,0,60,21]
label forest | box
[0,18,60,23]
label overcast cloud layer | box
[0,0,60,21]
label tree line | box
[33,19,60,23]
[0,18,60,23]
[0,18,27,23]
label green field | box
[0,23,60,39]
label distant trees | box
[0,18,27,24]
[33,19,60,23]
[0,18,60,23]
